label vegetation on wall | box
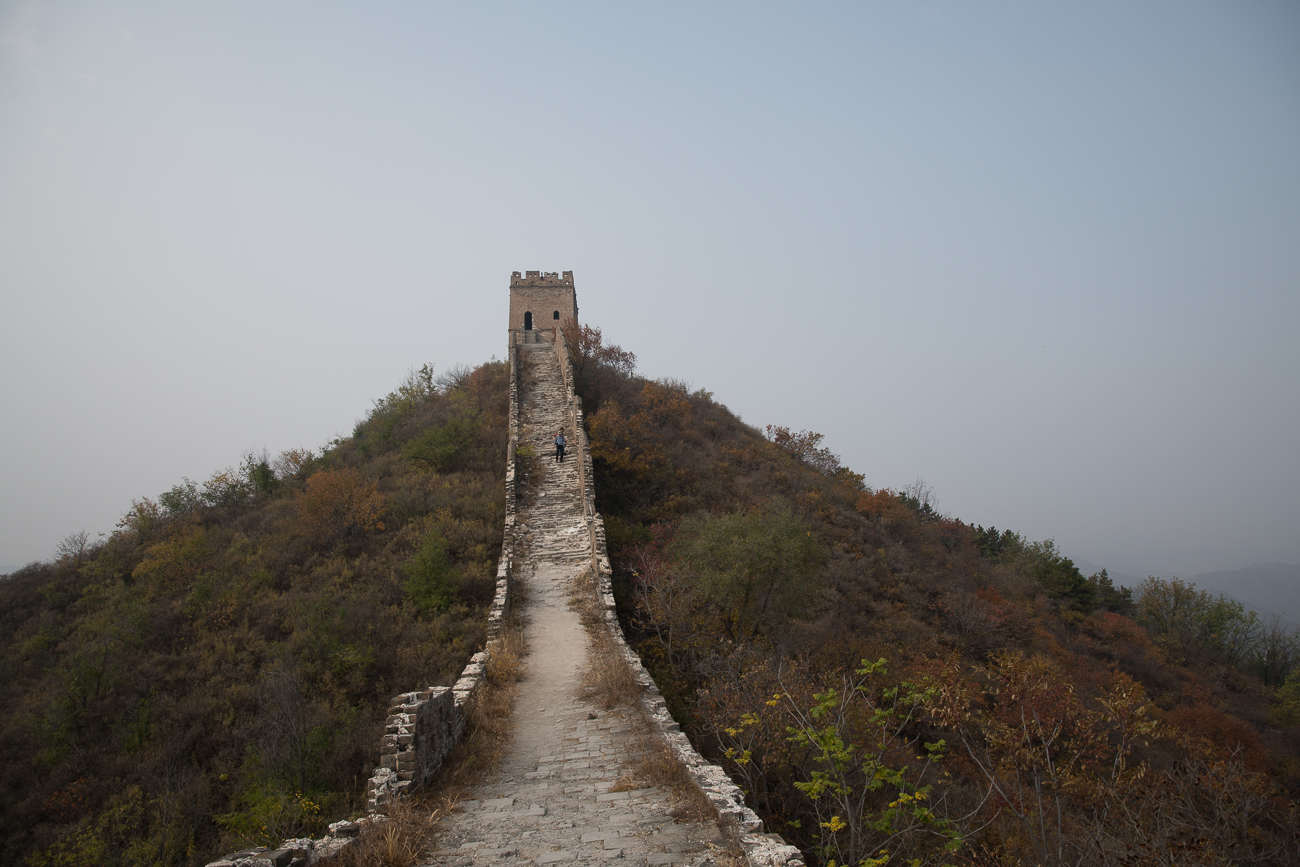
[0,361,509,867]
[568,330,1300,866]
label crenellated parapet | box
[510,270,574,287]
[509,269,579,333]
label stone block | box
[327,821,360,838]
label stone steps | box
[516,345,589,569]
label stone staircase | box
[514,343,591,571]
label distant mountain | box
[1190,563,1300,627]
[1067,557,1300,626]
[1070,556,1146,591]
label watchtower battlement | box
[509,269,579,333]
[511,270,574,287]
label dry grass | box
[321,797,441,867]
[436,586,527,792]
[571,566,643,709]
[568,566,724,830]
[604,739,717,828]
[579,626,643,709]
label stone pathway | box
[422,343,732,867]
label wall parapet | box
[511,270,574,287]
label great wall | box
[205,273,803,867]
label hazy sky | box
[2,1,1297,580]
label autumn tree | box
[272,448,316,481]
[753,660,963,867]
[918,651,1165,867]
[1134,576,1284,673]
[765,425,864,489]
[561,321,636,379]
[560,321,637,412]
[294,468,385,550]
[1252,614,1300,686]
[54,530,92,567]
[158,477,201,517]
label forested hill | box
[0,362,510,867]
[564,324,1300,867]
[4,330,1299,867]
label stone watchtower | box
[509,271,579,334]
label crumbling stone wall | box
[363,336,523,811]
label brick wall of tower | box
[509,270,579,332]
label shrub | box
[403,530,458,615]
[671,499,824,642]
[295,468,386,550]
[403,416,477,471]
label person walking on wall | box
[555,429,566,463]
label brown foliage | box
[0,361,510,867]
[1167,701,1269,772]
[572,340,1300,867]
[132,518,210,593]
[295,467,386,550]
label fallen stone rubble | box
[203,818,375,866]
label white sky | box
[2,1,1297,579]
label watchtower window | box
[553,311,560,320]
[524,312,533,330]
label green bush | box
[403,530,458,615]
[403,416,478,471]
[671,499,824,641]
[215,783,329,849]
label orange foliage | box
[295,468,386,549]
[1167,701,1268,772]
[854,488,918,540]
[588,381,692,482]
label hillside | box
[4,333,1299,867]
[564,326,1300,867]
[0,362,509,866]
